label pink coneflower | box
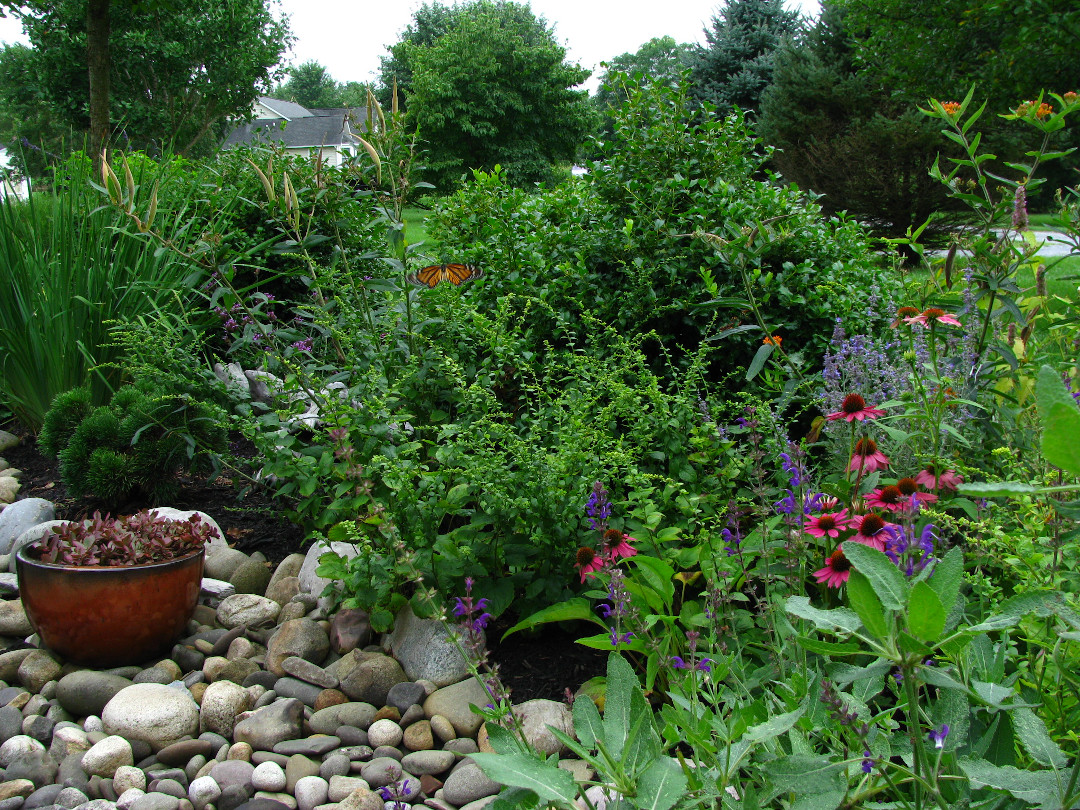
[602,529,637,561]
[814,548,852,588]
[891,306,921,328]
[866,485,907,512]
[851,513,891,551]
[897,477,938,503]
[903,308,962,328]
[915,466,963,492]
[804,509,854,538]
[575,547,604,583]
[848,437,890,474]
[827,394,887,423]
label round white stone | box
[0,735,46,767]
[81,735,134,778]
[102,683,199,749]
[251,760,288,792]
[366,719,403,749]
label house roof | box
[222,98,371,151]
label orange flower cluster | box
[1064,91,1078,106]
[1016,100,1054,118]
[763,335,782,346]
[941,101,961,115]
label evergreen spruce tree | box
[689,0,802,115]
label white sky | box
[0,0,820,94]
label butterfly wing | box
[407,263,482,287]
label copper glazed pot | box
[15,546,204,668]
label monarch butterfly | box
[407,263,483,288]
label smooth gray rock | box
[271,679,321,708]
[422,679,490,738]
[203,548,250,582]
[337,655,406,707]
[0,598,34,637]
[81,736,134,778]
[209,760,256,792]
[308,703,376,736]
[264,620,329,678]
[101,685,200,750]
[232,699,304,752]
[229,559,272,597]
[56,672,134,719]
[441,762,500,806]
[384,683,425,716]
[382,606,474,688]
[0,498,54,556]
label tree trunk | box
[87,0,111,168]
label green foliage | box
[41,384,227,506]
[0,152,205,431]
[689,0,803,116]
[431,78,887,385]
[758,4,966,241]
[392,0,595,190]
[2,0,291,168]
[268,61,368,109]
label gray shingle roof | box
[222,101,370,151]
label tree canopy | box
[269,61,369,109]
[387,0,594,190]
[0,0,290,168]
[690,0,802,115]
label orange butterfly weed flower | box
[940,101,961,116]
[763,335,782,346]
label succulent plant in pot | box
[15,509,217,668]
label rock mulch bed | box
[0,496,587,810]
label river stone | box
[0,476,19,506]
[18,650,62,693]
[272,736,341,757]
[0,599,33,637]
[276,603,306,624]
[441,761,500,806]
[81,735,133,778]
[267,555,305,590]
[338,655,406,706]
[200,679,249,737]
[204,547,251,582]
[187,777,220,810]
[156,738,215,767]
[429,715,456,743]
[0,648,34,682]
[280,657,337,689]
[0,734,45,767]
[233,698,304,751]
[328,775,374,802]
[385,683,426,715]
[382,605,473,688]
[318,753,350,781]
[132,792,180,810]
[210,759,256,792]
[273,678,322,708]
[337,787,383,810]
[0,498,54,555]
[512,699,574,756]
[264,577,300,607]
[400,750,454,776]
[402,720,432,752]
[328,610,370,655]
[102,684,200,750]
[422,679,490,737]
[292,776,328,810]
[217,658,262,686]
[308,703,377,735]
[230,558,272,596]
[283,754,320,794]
[117,788,146,810]
[56,671,134,718]
[114,765,147,794]
[251,761,287,792]
[365,720,402,750]
[265,620,330,677]
[0,779,35,802]
[48,724,91,762]
[217,595,280,630]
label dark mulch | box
[2,422,607,701]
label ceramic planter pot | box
[15,546,204,668]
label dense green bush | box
[428,78,888,386]
[39,384,227,506]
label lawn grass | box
[402,206,436,251]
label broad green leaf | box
[635,757,686,810]
[630,556,676,606]
[1011,707,1068,768]
[622,700,663,775]
[484,723,522,756]
[928,547,963,618]
[1037,364,1080,475]
[603,653,650,757]
[957,481,1038,497]
[764,755,846,796]
[969,591,1080,632]
[572,689,604,750]
[742,705,807,743]
[501,598,605,641]
[920,666,968,693]
[972,680,1013,708]
[469,754,580,807]
[843,541,907,611]
[745,342,774,382]
[785,596,863,634]
[796,636,862,656]
[907,581,945,641]
[828,659,892,686]
[846,570,889,639]
[959,758,1058,805]
[488,787,540,810]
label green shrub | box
[41,384,228,506]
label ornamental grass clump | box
[29,510,217,567]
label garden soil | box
[1,422,607,702]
